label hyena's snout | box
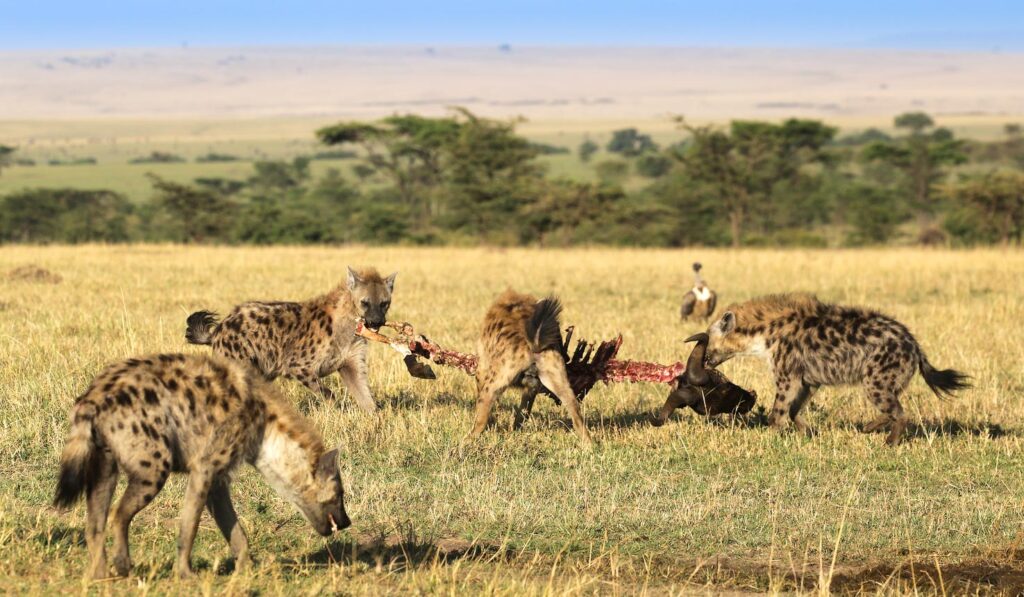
[363,305,389,330]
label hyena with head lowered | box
[470,289,593,447]
[704,293,970,445]
[186,266,396,412]
[53,353,350,579]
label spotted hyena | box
[52,353,350,580]
[469,289,593,447]
[186,266,396,412]
[704,293,969,445]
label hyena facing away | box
[53,354,350,580]
[704,293,970,445]
[186,266,396,413]
[470,290,593,447]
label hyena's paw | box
[112,554,132,577]
[884,419,909,446]
[863,415,891,434]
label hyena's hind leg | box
[769,374,817,438]
[206,476,250,570]
[862,371,913,446]
[110,477,157,577]
[534,350,593,447]
[469,355,529,439]
[513,370,541,430]
[84,453,118,579]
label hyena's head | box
[347,266,397,331]
[704,311,766,367]
[296,449,351,537]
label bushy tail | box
[185,310,219,345]
[526,297,564,353]
[919,353,971,398]
[53,403,100,509]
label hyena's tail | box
[53,401,101,509]
[185,310,219,345]
[918,353,971,398]
[526,297,564,353]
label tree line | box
[2,109,1022,246]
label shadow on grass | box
[854,418,1013,440]
[292,530,514,571]
[596,405,772,431]
[36,525,84,548]
[382,390,468,410]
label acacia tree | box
[674,117,835,246]
[316,115,460,221]
[862,112,966,227]
[942,170,1024,245]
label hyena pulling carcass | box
[470,289,593,447]
[186,266,396,412]
[704,293,969,445]
[52,354,350,579]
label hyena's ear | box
[718,311,736,334]
[384,271,397,293]
[346,267,361,291]
[316,449,339,481]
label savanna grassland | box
[1,245,1023,594]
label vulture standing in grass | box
[679,262,717,321]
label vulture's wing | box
[705,290,717,319]
[680,291,696,318]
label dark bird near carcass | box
[679,262,717,321]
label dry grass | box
[1,245,1023,595]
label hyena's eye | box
[360,299,370,309]
[381,301,390,310]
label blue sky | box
[1,0,1022,51]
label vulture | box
[679,262,717,321]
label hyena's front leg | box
[770,374,816,437]
[338,356,377,413]
[296,372,338,402]
[176,465,215,578]
[206,477,250,570]
[84,453,118,579]
[534,350,594,448]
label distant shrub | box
[634,153,671,178]
[130,151,185,164]
[13,158,36,166]
[578,140,599,162]
[528,142,570,155]
[195,152,241,163]
[310,149,358,160]
[48,157,97,166]
[606,128,657,157]
[0,188,132,242]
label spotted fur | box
[185,266,396,412]
[705,293,969,445]
[468,289,593,447]
[53,354,350,579]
